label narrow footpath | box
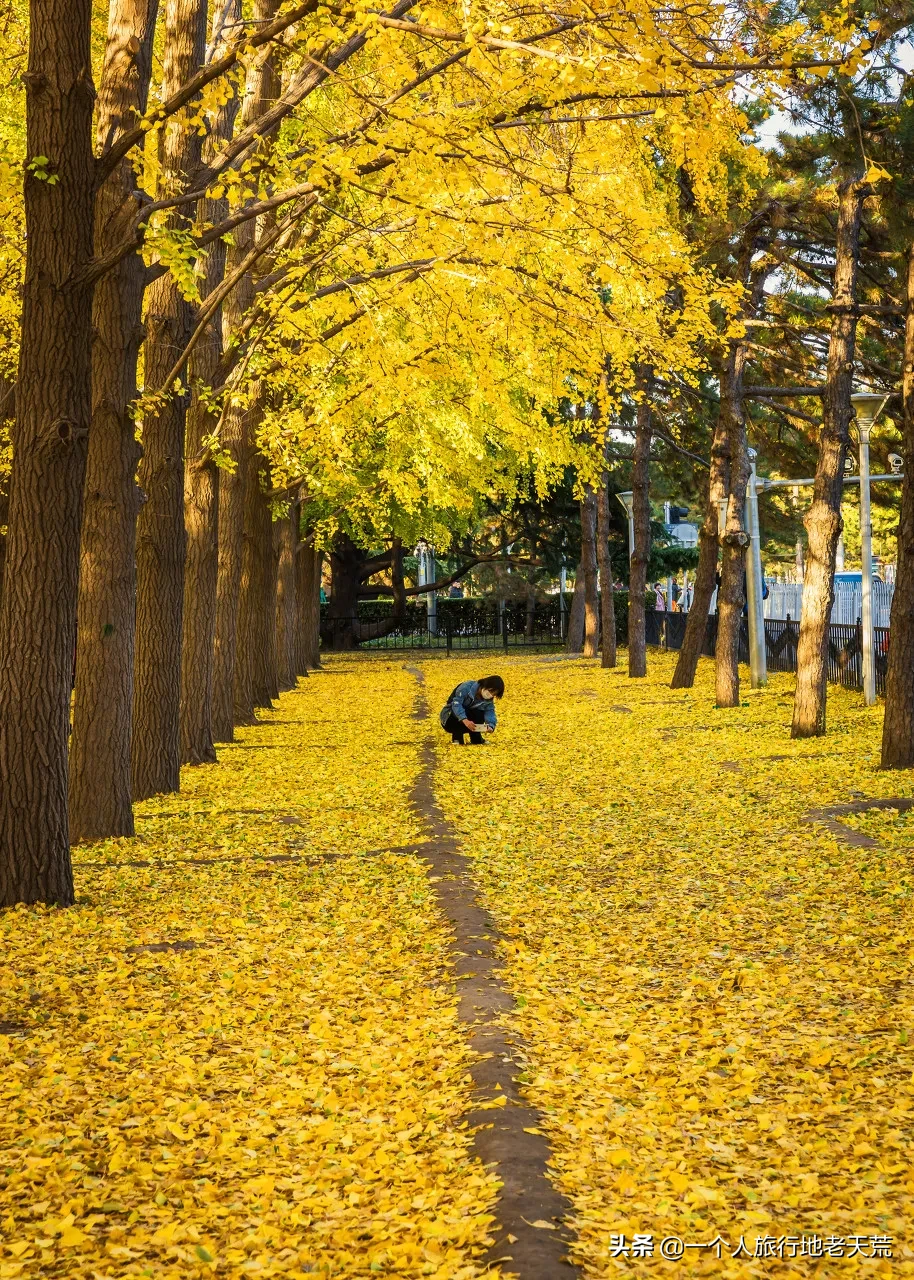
[406,664,579,1278]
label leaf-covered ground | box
[0,660,499,1279]
[2,652,913,1278]
[431,652,914,1276]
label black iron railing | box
[319,606,565,652]
[645,611,889,696]
[319,603,889,693]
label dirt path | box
[405,665,579,1279]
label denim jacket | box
[439,680,497,730]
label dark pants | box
[443,710,486,744]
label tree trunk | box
[714,385,750,708]
[234,436,275,718]
[671,410,729,688]
[297,539,322,670]
[132,0,208,799]
[881,246,914,767]
[628,388,652,678]
[0,479,8,612]
[274,508,296,691]
[288,498,309,676]
[327,533,364,650]
[258,470,278,706]
[69,0,158,842]
[210,18,270,739]
[179,359,221,764]
[212,397,248,740]
[0,0,95,905]
[596,472,616,668]
[564,566,585,654]
[133,310,190,797]
[581,489,599,658]
[714,254,773,707]
[792,179,869,738]
[179,17,239,766]
[0,385,10,608]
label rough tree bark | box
[259,472,279,706]
[291,502,306,674]
[881,247,914,767]
[628,386,652,679]
[274,506,296,691]
[0,386,11,610]
[0,477,8,612]
[233,430,274,721]
[296,539,322,670]
[179,343,223,764]
[595,471,616,668]
[0,0,95,905]
[212,397,249,740]
[714,252,772,707]
[210,21,280,733]
[581,489,599,658]
[713,348,752,708]
[69,0,158,843]
[564,566,585,654]
[179,7,240,766]
[132,0,208,799]
[327,533,366,650]
[670,212,772,693]
[792,179,869,738]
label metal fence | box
[763,580,894,628]
[321,605,890,695]
[320,607,565,652]
[646,611,889,696]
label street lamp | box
[616,491,635,557]
[851,391,888,707]
[744,448,767,688]
[415,539,437,635]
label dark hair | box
[479,675,505,698]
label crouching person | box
[439,675,504,745]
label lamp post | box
[662,501,674,611]
[851,391,887,707]
[559,561,567,638]
[616,491,635,557]
[427,545,437,635]
[744,448,767,688]
[416,539,437,636]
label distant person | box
[653,583,665,610]
[440,675,504,745]
[449,585,464,598]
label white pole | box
[849,392,888,705]
[616,493,635,591]
[427,548,437,635]
[858,421,876,706]
[662,502,673,611]
[744,449,767,688]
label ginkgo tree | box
[0,0,864,906]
